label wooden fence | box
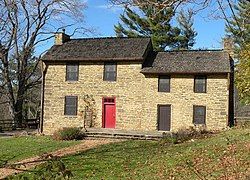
[0,118,39,132]
[234,117,250,127]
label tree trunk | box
[14,99,24,127]
[15,74,26,127]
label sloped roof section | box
[141,50,232,74]
[42,37,151,61]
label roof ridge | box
[69,36,151,41]
[159,49,224,53]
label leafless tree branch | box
[0,0,88,125]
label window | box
[194,76,207,93]
[104,62,117,81]
[193,106,206,125]
[104,98,115,103]
[66,63,79,81]
[64,96,78,116]
[158,76,170,92]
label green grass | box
[9,128,250,179]
[0,136,79,163]
[61,128,250,179]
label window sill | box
[66,81,78,83]
[104,81,117,83]
[158,130,171,132]
[64,115,78,118]
[193,124,206,126]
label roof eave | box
[140,71,231,75]
[42,57,145,62]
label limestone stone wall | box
[43,61,229,134]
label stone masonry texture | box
[43,61,229,134]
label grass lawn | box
[0,136,79,163]
[9,128,250,179]
[61,128,250,179]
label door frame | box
[102,97,116,128]
[157,104,171,131]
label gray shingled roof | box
[42,37,151,61]
[141,50,232,74]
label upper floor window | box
[66,63,79,81]
[194,76,207,93]
[158,76,170,92]
[64,96,78,116]
[193,105,206,125]
[104,62,117,81]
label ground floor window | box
[193,105,206,125]
[64,96,78,116]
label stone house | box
[40,32,234,134]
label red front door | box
[103,98,116,128]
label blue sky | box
[85,0,226,49]
[37,0,227,54]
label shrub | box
[160,134,178,145]
[52,127,84,141]
[160,126,214,145]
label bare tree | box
[0,0,87,126]
[109,0,188,7]
[109,0,239,22]
[109,0,213,13]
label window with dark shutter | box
[104,62,117,81]
[64,96,78,116]
[158,76,170,92]
[66,63,79,81]
[194,76,207,93]
[193,106,206,125]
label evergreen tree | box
[226,0,250,47]
[226,0,250,104]
[114,1,196,51]
[236,43,250,104]
[175,9,197,50]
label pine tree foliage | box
[114,1,196,51]
[226,0,250,48]
[235,43,250,104]
[226,0,250,104]
[175,9,197,50]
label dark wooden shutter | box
[65,96,78,115]
[194,76,207,93]
[158,76,170,92]
[104,62,117,81]
[193,106,206,125]
[66,63,79,81]
[158,105,171,131]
